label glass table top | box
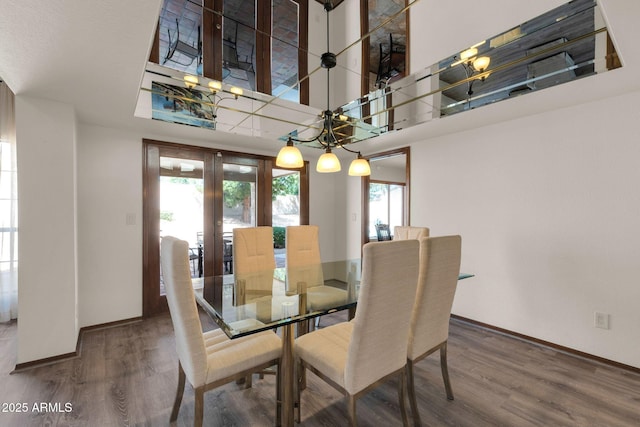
[195,259,474,339]
[195,260,362,338]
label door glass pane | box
[271,0,300,102]
[369,182,404,239]
[272,169,300,228]
[272,169,300,257]
[159,156,204,292]
[223,1,257,91]
[223,163,258,273]
[369,183,389,239]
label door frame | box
[361,146,410,248]
[142,139,309,317]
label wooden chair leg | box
[406,361,421,427]
[194,386,204,427]
[295,361,303,423]
[276,361,282,427]
[398,370,409,427]
[347,394,358,427]
[440,342,454,400]
[170,362,186,422]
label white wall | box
[410,89,640,368]
[344,169,363,258]
[309,169,344,261]
[370,160,405,182]
[333,0,363,108]
[308,0,362,111]
[308,1,328,110]
[16,96,79,364]
[76,124,143,327]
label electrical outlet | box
[594,312,610,329]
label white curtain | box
[0,81,18,322]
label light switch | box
[126,213,136,226]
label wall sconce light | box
[457,48,491,96]
[208,80,222,92]
[230,86,243,99]
[184,75,243,99]
[179,75,244,130]
[184,75,199,89]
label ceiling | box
[1,0,640,159]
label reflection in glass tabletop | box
[195,260,362,338]
[195,259,474,340]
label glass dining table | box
[194,260,473,427]
[195,259,361,427]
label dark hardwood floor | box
[1,311,638,426]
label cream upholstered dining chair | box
[393,226,429,240]
[286,225,349,331]
[161,236,282,427]
[285,225,323,289]
[406,235,461,426]
[295,239,420,426]
[233,226,276,274]
[233,227,276,311]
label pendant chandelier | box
[276,0,371,176]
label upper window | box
[271,0,303,103]
[154,0,308,104]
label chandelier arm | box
[328,119,338,145]
[336,142,360,155]
[458,60,474,96]
[288,132,326,145]
[203,92,236,107]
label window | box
[361,147,409,246]
[0,82,17,321]
[369,182,404,240]
[153,0,309,104]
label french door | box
[142,139,308,316]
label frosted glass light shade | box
[473,56,491,71]
[276,142,304,168]
[316,150,341,173]
[348,156,371,176]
